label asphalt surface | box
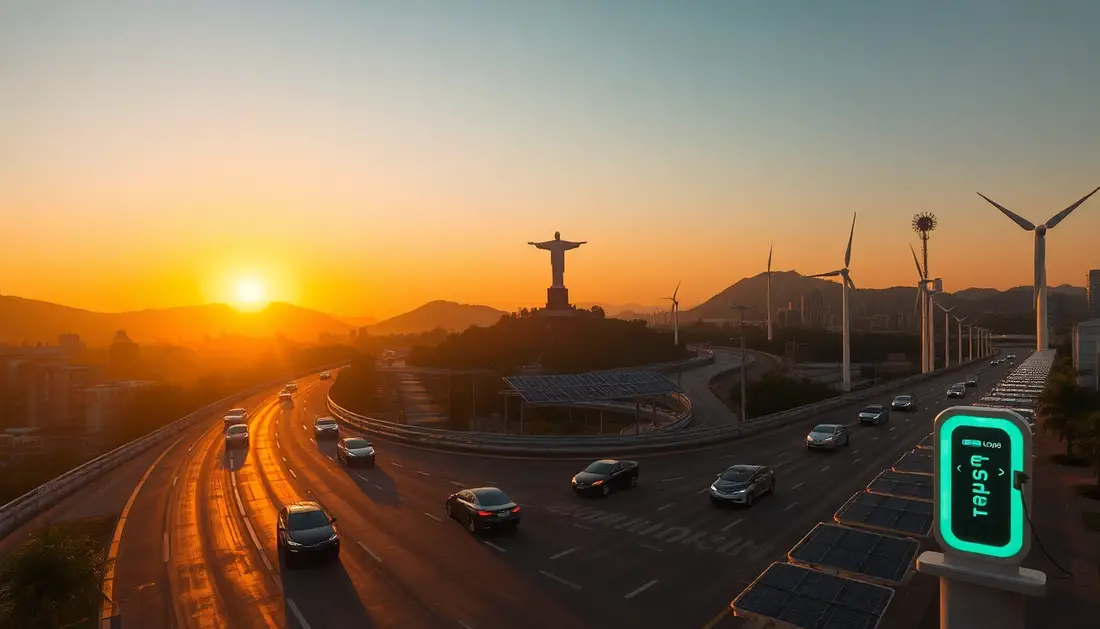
[14,358,1015,629]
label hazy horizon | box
[3,1,1099,319]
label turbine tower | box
[927,278,942,369]
[808,213,859,393]
[663,282,681,347]
[766,243,774,342]
[908,244,929,373]
[977,186,1099,350]
[967,323,974,361]
[934,301,955,367]
[954,315,967,364]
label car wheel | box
[446,502,452,518]
[746,491,755,507]
[845,435,851,446]
[467,516,477,533]
[601,484,610,496]
[769,480,776,494]
[630,473,638,488]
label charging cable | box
[1014,470,1073,578]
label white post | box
[927,295,936,370]
[944,309,951,367]
[842,280,851,392]
[968,326,973,361]
[956,320,963,365]
[920,288,928,373]
[1035,233,1048,350]
[766,272,773,342]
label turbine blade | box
[672,281,680,301]
[977,193,1035,230]
[767,242,773,272]
[845,275,871,321]
[913,287,922,320]
[909,243,925,279]
[1044,185,1100,229]
[844,213,856,268]
[808,270,842,278]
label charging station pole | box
[916,406,1046,629]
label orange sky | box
[3,3,1099,319]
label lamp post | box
[730,305,751,424]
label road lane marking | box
[230,474,236,488]
[483,541,507,553]
[820,466,831,472]
[356,473,370,481]
[172,475,178,487]
[163,532,169,563]
[357,541,382,563]
[790,482,804,490]
[286,598,313,629]
[391,461,403,467]
[702,608,732,629]
[372,483,384,490]
[283,457,288,463]
[783,502,799,511]
[573,523,592,531]
[240,516,273,571]
[232,480,247,515]
[302,425,306,431]
[889,427,897,432]
[309,438,316,444]
[853,458,863,464]
[660,477,684,483]
[417,471,430,476]
[276,440,280,448]
[624,579,659,599]
[550,546,580,560]
[657,503,675,511]
[485,479,497,484]
[634,542,663,553]
[696,487,710,493]
[458,623,473,629]
[423,512,442,522]
[450,480,465,487]
[539,570,582,591]
[872,436,879,441]
[721,518,744,532]
[288,469,297,479]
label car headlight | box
[709,484,717,491]
[571,477,577,484]
[327,534,338,542]
[286,539,303,547]
[806,435,814,441]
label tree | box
[1036,368,1092,458]
[0,526,106,629]
[590,305,606,319]
[1077,410,1100,488]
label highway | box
[10,359,1009,629]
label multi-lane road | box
[24,359,1012,628]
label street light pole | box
[730,305,751,424]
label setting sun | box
[234,279,268,311]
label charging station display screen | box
[949,425,1012,546]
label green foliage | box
[407,312,690,372]
[0,523,107,629]
[729,371,836,419]
[1037,367,1096,458]
[1077,411,1100,487]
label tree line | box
[1038,359,1100,492]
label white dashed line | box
[872,436,879,441]
[573,524,592,531]
[624,579,659,599]
[550,546,581,560]
[484,479,497,484]
[172,475,178,487]
[634,542,664,553]
[357,542,382,563]
[820,466,831,472]
[458,622,473,629]
[721,518,744,532]
[660,477,684,483]
[163,532,169,563]
[783,502,799,512]
[889,427,897,432]
[276,440,281,448]
[450,481,465,487]
[790,482,804,490]
[302,425,306,431]
[289,469,297,479]
[283,457,288,463]
[372,483,383,490]
[309,438,316,444]
[391,461,403,467]
[483,541,507,553]
[657,503,675,511]
[423,512,442,522]
[188,443,194,453]
[286,598,313,629]
[853,458,863,464]
[417,471,430,476]
[539,570,582,591]
[230,473,237,488]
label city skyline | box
[3,1,1099,318]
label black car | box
[571,459,640,496]
[965,376,978,387]
[445,487,521,533]
[891,394,917,412]
[947,383,967,398]
[337,437,375,467]
[277,502,340,568]
[858,405,890,425]
[709,465,775,507]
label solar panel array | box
[891,449,933,476]
[866,470,933,502]
[788,523,920,587]
[732,562,894,629]
[915,433,934,450]
[834,492,933,538]
[502,369,682,404]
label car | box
[891,394,917,412]
[225,423,249,447]
[285,382,299,392]
[858,405,890,425]
[571,459,640,496]
[319,371,332,380]
[445,487,521,533]
[965,376,978,387]
[314,416,340,438]
[278,391,293,403]
[1007,354,1016,359]
[223,408,248,431]
[709,465,775,507]
[991,360,999,366]
[337,437,375,467]
[806,424,850,449]
[947,383,967,398]
[276,501,340,568]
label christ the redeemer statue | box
[528,231,586,288]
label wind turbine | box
[977,186,1099,350]
[908,244,929,373]
[966,323,975,361]
[663,282,681,347]
[954,314,967,365]
[934,301,955,367]
[927,278,942,370]
[766,243,774,342]
[807,213,859,393]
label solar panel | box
[834,492,933,538]
[891,450,932,476]
[866,470,933,502]
[915,433,934,450]
[787,523,919,586]
[732,562,894,629]
[503,369,682,404]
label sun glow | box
[234,279,269,311]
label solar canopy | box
[866,470,933,502]
[503,369,682,405]
[891,449,932,476]
[732,562,894,629]
[788,523,919,587]
[915,433,934,450]
[834,492,933,538]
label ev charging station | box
[916,406,1046,629]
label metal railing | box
[329,357,987,457]
[0,362,348,540]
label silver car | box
[709,465,775,507]
[947,383,966,398]
[313,416,340,439]
[806,424,851,449]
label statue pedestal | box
[539,287,576,316]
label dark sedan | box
[336,437,375,468]
[947,383,967,398]
[445,487,521,533]
[314,416,340,439]
[571,459,639,496]
[891,394,917,412]
[709,465,775,507]
[277,502,340,568]
[858,405,890,425]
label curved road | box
[5,361,1010,629]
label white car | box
[225,424,249,448]
[224,408,248,430]
[319,371,332,381]
[314,416,340,439]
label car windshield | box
[862,406,883,413]
[316,419,336,426]
[811,425,835,434]
[894,395,911,402]
[227,409,245,416]
[584,461,615,474]
[344,438,370,449]
[720,468,754,482]
[287,510,330,531]
[227,425,247,435]
[473,488,511,507]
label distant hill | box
[576,302,663,319]
[683,272,1088,324]
[336,315,378,328]
[364,300,507,336]
[0,296,354,346]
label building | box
[85,380,154,434]
[806,290,826,329]
[58,333,84,359]
[1088,270,1100,319]
[1073,318,1100,390]
[896,311,916,333]
[109,330,141,379]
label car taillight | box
[476,510,493,517]
[511,506,521,513]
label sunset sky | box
[2,1,1099,319]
